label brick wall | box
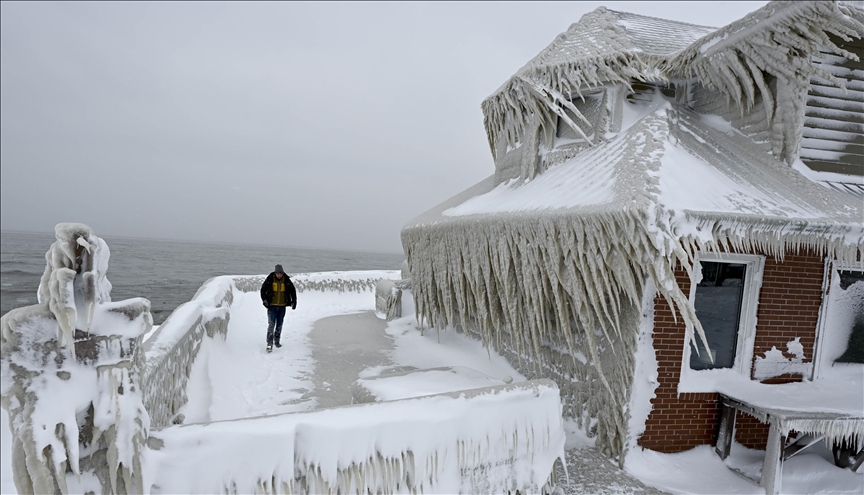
[751,254,823,380]
[638,251,825,452]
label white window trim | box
[812,260,864,380]
[679,252,765,391]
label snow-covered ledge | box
[147,379,566,494]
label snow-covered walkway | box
[306,311,394,409]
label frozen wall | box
[1,223,152,494]
[147,380,565,494]
[140,276,234,428]
[401,211,662,464]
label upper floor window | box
[555,90,606,145]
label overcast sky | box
[1,1,768,254]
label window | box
[681,254,764,381]
[813,262,864,377]
[689,262,748,370]
[555,90,606,144]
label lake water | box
[1,230,405,325]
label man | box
[260,264,297,352]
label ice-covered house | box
[401,0,864,479]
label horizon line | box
[0,229,405,257]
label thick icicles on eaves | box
[403,208,704,462]
[482,2,864,169]
[670,1,864,164]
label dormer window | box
[555,89,606,146]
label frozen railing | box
[233,270,400,295]
[146,379,566,494]
[140,276,234,428]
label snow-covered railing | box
[147,379,565,494]
[140,276,234,428]
[233,270,400,295]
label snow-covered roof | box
[482,7,715,155]
[508,8,715,78]
[439,97,862,252]
[482,1,864,166]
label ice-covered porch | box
[139,272,863,494]
[143,271,666,495]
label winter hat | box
[275,264,284,274]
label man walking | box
[260,264,297,352]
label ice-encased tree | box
[1,223,152,494]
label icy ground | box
[1,280,861,494]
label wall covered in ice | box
[148,380,565,494]
[1,223,151,494]
[140,276,234,428]
[402,208,667,463]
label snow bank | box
[147,379,565,494]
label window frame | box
[679,252,765,388]
[812,260,864,379]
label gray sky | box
[1,1,767,254]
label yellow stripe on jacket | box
[271,279,288,306]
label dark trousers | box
[266,305,287,346]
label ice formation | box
[375,279,413,321]
[1,223,152,494]
[753,338,811,381]
[482,2,864,172]
[148,380,565,494]
[403,1,864,462]
[670,1,864,165]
